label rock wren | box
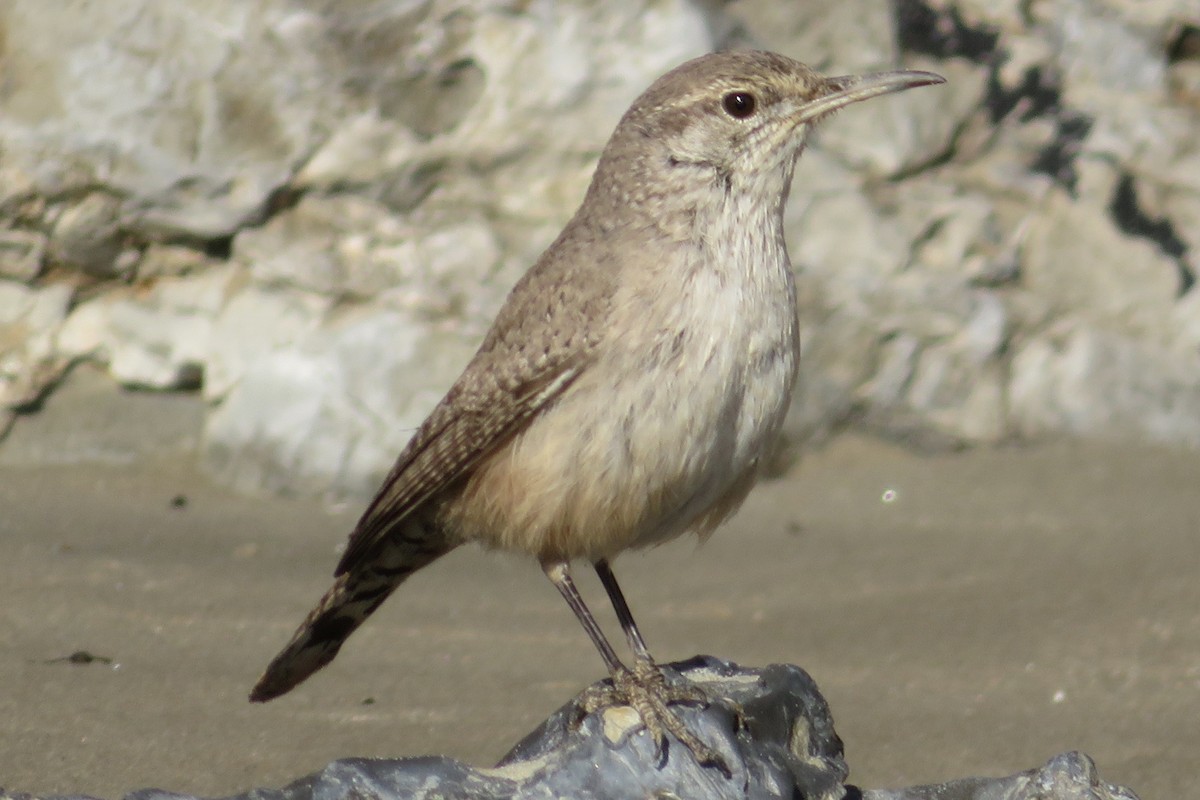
[251,50,943,771]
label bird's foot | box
[576,658,731,777]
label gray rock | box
[0,658,1139,800]
[46,192,131,278]
[486,658,848,800]
[864,751,1139,800]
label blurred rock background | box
[1,0,1197,499]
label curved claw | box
[575,660,733,778]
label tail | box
[250,539,453,703]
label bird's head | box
[593,50,944,206]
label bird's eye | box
[722,91,757,119]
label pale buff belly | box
[439,306,798,563]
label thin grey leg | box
[594,558,652,661]
[542,558,626,674]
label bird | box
[250,49,944,772]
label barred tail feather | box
[250,541,452,702]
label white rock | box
[1010,322,1200,446]
[787,276,883,442]
[105,304,210,389]
[0,281,71,332]
[1041,0,1167,106]
[732,0,897,73]
[908,347,1007,443]
[136,244,217,280]
[906,290,1009,442]
[57,268,239,390]
[0,229,46,282]
[204,286,331,401]
[818,58,988,177]
[6,0,1200,492]
[1090,0,1200,27]
[297,112,423,189]
[235,193,505,326]
[202,307,477,499]
[889,178,1023,285]
[1021,168,1181,344]
[786,150,911,303]
[857,333,921,409]
[1172,285,1200,353]
[0,281,72,408]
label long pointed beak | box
[796,70,946,123]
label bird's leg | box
[596,558,748,743]
[542,559,627,674]
[592,557,712,707]
[542,558,728,775]
[593,558,652,660]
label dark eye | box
[722,91,756,119]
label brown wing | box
[333,208,616,576]
[334,355,585,576]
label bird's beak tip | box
[909,70,948,88]
[798,69,946,123]
[824,69,948,95]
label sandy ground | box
[0,382,1196,798]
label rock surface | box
[0,658,1140,800]
[2,0,1200,495]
